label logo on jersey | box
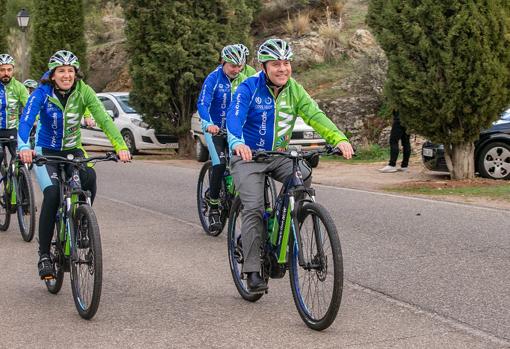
[255,97,262,105]
[265,97,272,105]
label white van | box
[190,112,326,167]
[81,92,178,154]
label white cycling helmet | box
[257,39,294,63]
[221,45,247,66]
[236,44,250,57]
[23,79,38,89]
[0,54,15,66]
[48,50,80,71]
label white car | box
[81,92,178,154]
[190,112,326,167]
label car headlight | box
[131,119,149,128]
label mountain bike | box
[196,130,276,236]
[227,146,344,331]
[34,152,118,320]
[0,136,36,242]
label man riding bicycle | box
[23,79,38,94]
[0,54,29,165]
[197,44,248,232]
[18,50,131,279]
[226,38,354,292]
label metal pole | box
[20,31,27,81]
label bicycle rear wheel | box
[45,229,65,294]
[16,166,36,242]
[227,196,263,302]
[196,161,227,236]
[289,202,343,331]
[70,205,102,319]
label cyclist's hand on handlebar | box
[117,150,131,163]
[336,141,354,159]
[234,144,252,161]
[206,125,220,135]
[19,149,36,164]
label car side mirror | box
[106,110,115,119]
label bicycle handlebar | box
[33,152,119,167]
[252,145,348,162]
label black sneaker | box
[208,208,222,232]
[38,254,55,280]
[246,272,268,293]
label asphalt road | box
[0,159,509,348]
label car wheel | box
[195,137,209,162]
[306,154,320,168]
[122,130,138,155]
[477,141,510,180]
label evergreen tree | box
[124,0,253,154]
[368,1,510,179]
[30,0,87,79]
[0,0,7,53]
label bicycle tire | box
[0,162,11,231]
[289,202,343,331]
[45,231,65,294]
[16,166,36,242]
[196,161,227,236]
[70,205,102,320]
[227,196,264,302]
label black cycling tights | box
[38,167,96,256]
[209,163,226,203]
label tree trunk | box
[178,132,194,157]
[444,142,475,179]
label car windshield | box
[114,95,137,114]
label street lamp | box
[16,8,30,81]
[17,8,30,31]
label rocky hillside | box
[87,0,394,147]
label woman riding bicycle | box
[197,44,248,232]
[18,50,131,279]
[226,39,354,292]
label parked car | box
[190,112,327,167]
[81,92,178,154]
[422,108,510,179]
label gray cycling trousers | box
[230,155,311,273]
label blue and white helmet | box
[0,54,15,66]
[23,79,38,89]
[257,39,294,63]
[48,50,80,71]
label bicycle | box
[0,136,36,242]
[33,152,118,320]
[227,145,344,331]
[196,130,276,236]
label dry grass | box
[321,0,346,15]
[319,7,343,60]
[284,11,312,37]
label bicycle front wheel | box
[70,205,102,320]
[16,166,36,242]
[289,202,343,331]
[227,197,263,302]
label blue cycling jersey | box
[197,65,245,132]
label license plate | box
[422,148,433,157]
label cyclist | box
[0,54,29,166]
[17,50,131,279]
[226,38,354,292]
[197,44,247,232]
[23,79,38,94]
[237,44,257,76]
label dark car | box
[422,108,510,179]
